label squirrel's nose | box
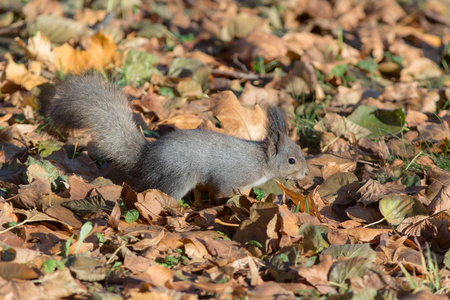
[304,165,311,176]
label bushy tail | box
[46,74,147,171]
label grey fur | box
[47,74,309,199]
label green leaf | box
[352,288,377,300]
[41,259,65,274]
[27,15,91,44]
[75,221,93,255]
[64,234,74,257]
[247,240,263,248]
[134,22,169,39]
[328,64,347,78]
[347,105,405,137]
[121,48,162,86]
[253,188,266,201]
[322,243,377,263]
[96,232,104,245]
[379,194,427,226]
[269,252,291,270]
[24,156,68,190]
[159,87,174,98]
[357,60,377,73]
[329,256,374,293]
[444,250,450,269]
[168,57,210,92]
[61,196,106,217]
[37,140,62,158]
[124,209,139,224]
[401,174,421,187]
[299,224,329,253]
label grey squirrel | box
[45,74,309,199]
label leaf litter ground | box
[1,0,450,299]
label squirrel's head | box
[265,107,309,180]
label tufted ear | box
[267,106,287,134]
[266,129,286,156]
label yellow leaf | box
[4,53,48,90]
[53,31,118,74]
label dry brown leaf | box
[16,178,51,210]
[331,84,365,107]
[416,122,450,142]
[292,61,326,100]
[0,262,38,280]
[199,91,267,140]
[239,82,281,108]
[346,203,384,224]
[131,230,165,251]
[68,176,121,202]
[248,256,264,287]
[142,265,173,287]
[349,272,397,294]
[15,31,54,69]
[123,256,152,274]
[199,236,245,261]
[159,114,204,130]
[427,183,450,214]
[297,255,337,294]
[247,281,295,298]
[340,227,393,243]
[40,268,87,298]
[53,31,118,74]
[3,53,48,91]
[233,202,279,255]
[321,113,372,140]
[0,241,38,263]
[406,110,429,127]
[400,57,443,81]
[220,13,270,42]
[22,0,64,22]
[134,189,181,225]
[44,205,83,229]
[0,278,41,300]
[74,8,107,26]
[235,30,287,63]
[107,202,121,229]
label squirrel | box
[44,74,309,200]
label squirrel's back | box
[47,74,146,172]
[45,74,309,199]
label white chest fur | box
[241,176,272,191]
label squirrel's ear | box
[266,130,285,156]
[267,106,287,134]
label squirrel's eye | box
[288,158,296,164]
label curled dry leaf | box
[320,113,372,140]
[15,31,54,69]
[134,189,181,225]
[3,53,48,91]
[200,91,267,140]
